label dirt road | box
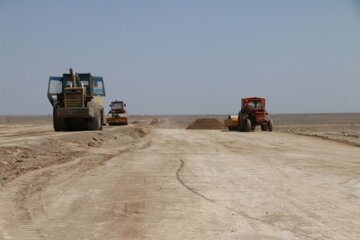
[0,121,360,240]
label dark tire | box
[88,111,101,130]
[99,110,104,130]
[87,101,102,131]
[53,108,67,131]
[268,119,273,132]
[245,119,251,132]
[251,124,256,131]
[261,124,268,131]
[67,119,86,131]
[238,113,247,132]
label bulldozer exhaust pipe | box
[69,68,76,87]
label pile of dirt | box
[186,118,224,130]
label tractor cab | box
[241,97,268,124]
[242,97,266,110]
[48,70,105,109]
[109,101,126,114]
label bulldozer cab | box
[48,74,105,107]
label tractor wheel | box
[268,119,273,132]
[66,119,86,131]
[238,113,247,132]
[251,124,256,131]
[87,110,101,130]
[99,109,104,130]
[53,108,67,131]
[261,124,268,131]
[87,101,102,131]
[245,119,251,132]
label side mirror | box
[124,104,127,107]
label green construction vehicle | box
[47,68,106,131]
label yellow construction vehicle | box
[47,68,106,131]
[106,100,128,125]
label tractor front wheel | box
[245,119,251,132]
[53,108,67,131]
[268,119,273,132]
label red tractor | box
[238,97,273,132]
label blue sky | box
[0,0,359,115]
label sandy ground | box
[0,114,360,240]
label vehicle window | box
[248,102,255,108]
[65,80,87,88]
[49,77,62,94]
[93,78,105,96]
[80,81,89,87]
[112,102,123,109]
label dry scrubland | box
[0,113,359,240]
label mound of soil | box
[186,118,224,130]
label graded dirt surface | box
[0,114,360,240]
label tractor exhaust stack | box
[69,68,76,87]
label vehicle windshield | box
[93,78,105,95]
[65,80,89,88]
[111,102,124,110]
[49,78,62,94]
[254,101,262,108]
[248,100,263,108]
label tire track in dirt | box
[12,127,152,218]
[0,125,152,240]
[176,159,215,203]
[175,158,318,240]
[292,132,360,148]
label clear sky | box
[0,0,359,115]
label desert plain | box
[0,113,359,240]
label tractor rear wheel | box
[261,124,268,131]
[245,119,251,132]
[53,108,67,131]
[268,119,273,132]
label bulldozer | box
[224,97,273,132]
[106,100,128,125]
[47,68,106,131]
